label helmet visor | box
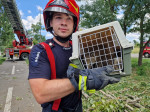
[44,7,75,17]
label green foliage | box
[133,40,140,47]
[83,93,126,112]
[125,0,150,66]
[32,39,38,45]
[132,58,150,76]
[79,0,150,66]
[0,0,15,50]
[140,82,147,87]
[82,58,150,112]
[132,46,139,54]
[136,66,146,76]
[25,59,29,65]
[28,22,46,44]
[80,0,117,28]
[128,0,150,36]
[0,56,5,64]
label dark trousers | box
[42,101,82,112]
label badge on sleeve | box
[30,46,43,67]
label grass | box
[0,56,6,65]
[132,46,140,54]
[25,59,29,65]
[1,54,149,111]
[15,96,23,101]
[82,58,150,112]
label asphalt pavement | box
[0,53,142,112]
[131,53,139,58]
[0,59,42,112]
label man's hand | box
[67,64,120,91]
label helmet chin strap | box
[50,30,72,43]
[55,35,71,43]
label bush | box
[132,58,150,76]
[0,56,6,64]
[82,58,150,112]
[136,66,147,76]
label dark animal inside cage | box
[79,26,123,72]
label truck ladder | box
[1,0,28,45]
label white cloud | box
[126,32,140,42]
[144,13,150,23]
[145,13,150,18]
[37,6,43,11]
[19,10,24,16]
[22,13,44,30]
[46,33,53,39]
[28,10,31,14]
[117,13,124,19]
[117,7,124,19]
[21,5,44,30]
[86,11,93,15]
[40,30,53,39]
[77,0,94,6]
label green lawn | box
[1,56,149,111]
[82,58,150,112]
[132,46,140,54]
[0,56,5,64]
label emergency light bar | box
[70,21,133,77]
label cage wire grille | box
[78,26,123,72]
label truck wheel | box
[20,53,29,60]
[144,53,149,58]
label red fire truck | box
[143,42,150,58]
[2,0,33,60]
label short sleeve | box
[28,44,51,79]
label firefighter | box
[28,0,120,112]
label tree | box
[28,22,46,44]
[133,40,139,47]
[127,0,150,66]
[117,0,135,36]
[0,0,14,52]
[79,0,117,28]
[79,0,150,66]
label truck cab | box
[143,42,150,58]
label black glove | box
[67,64,120,91]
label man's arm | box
[29,78,75,104]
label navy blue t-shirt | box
[28,39,81,110]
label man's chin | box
[57,33,72,38]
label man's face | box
[50,12,74,38]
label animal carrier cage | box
[70,21,133,77]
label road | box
[0,60,42,112]
[131,53,148,58]
[131,53,139,58]
[0,53,142,112]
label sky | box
[14,0,139,43]
[15,0,51,39]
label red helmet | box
[43,0,79,32]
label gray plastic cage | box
[70,21,133,77]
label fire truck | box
[143,42,150,58]
[2,0,33,60]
